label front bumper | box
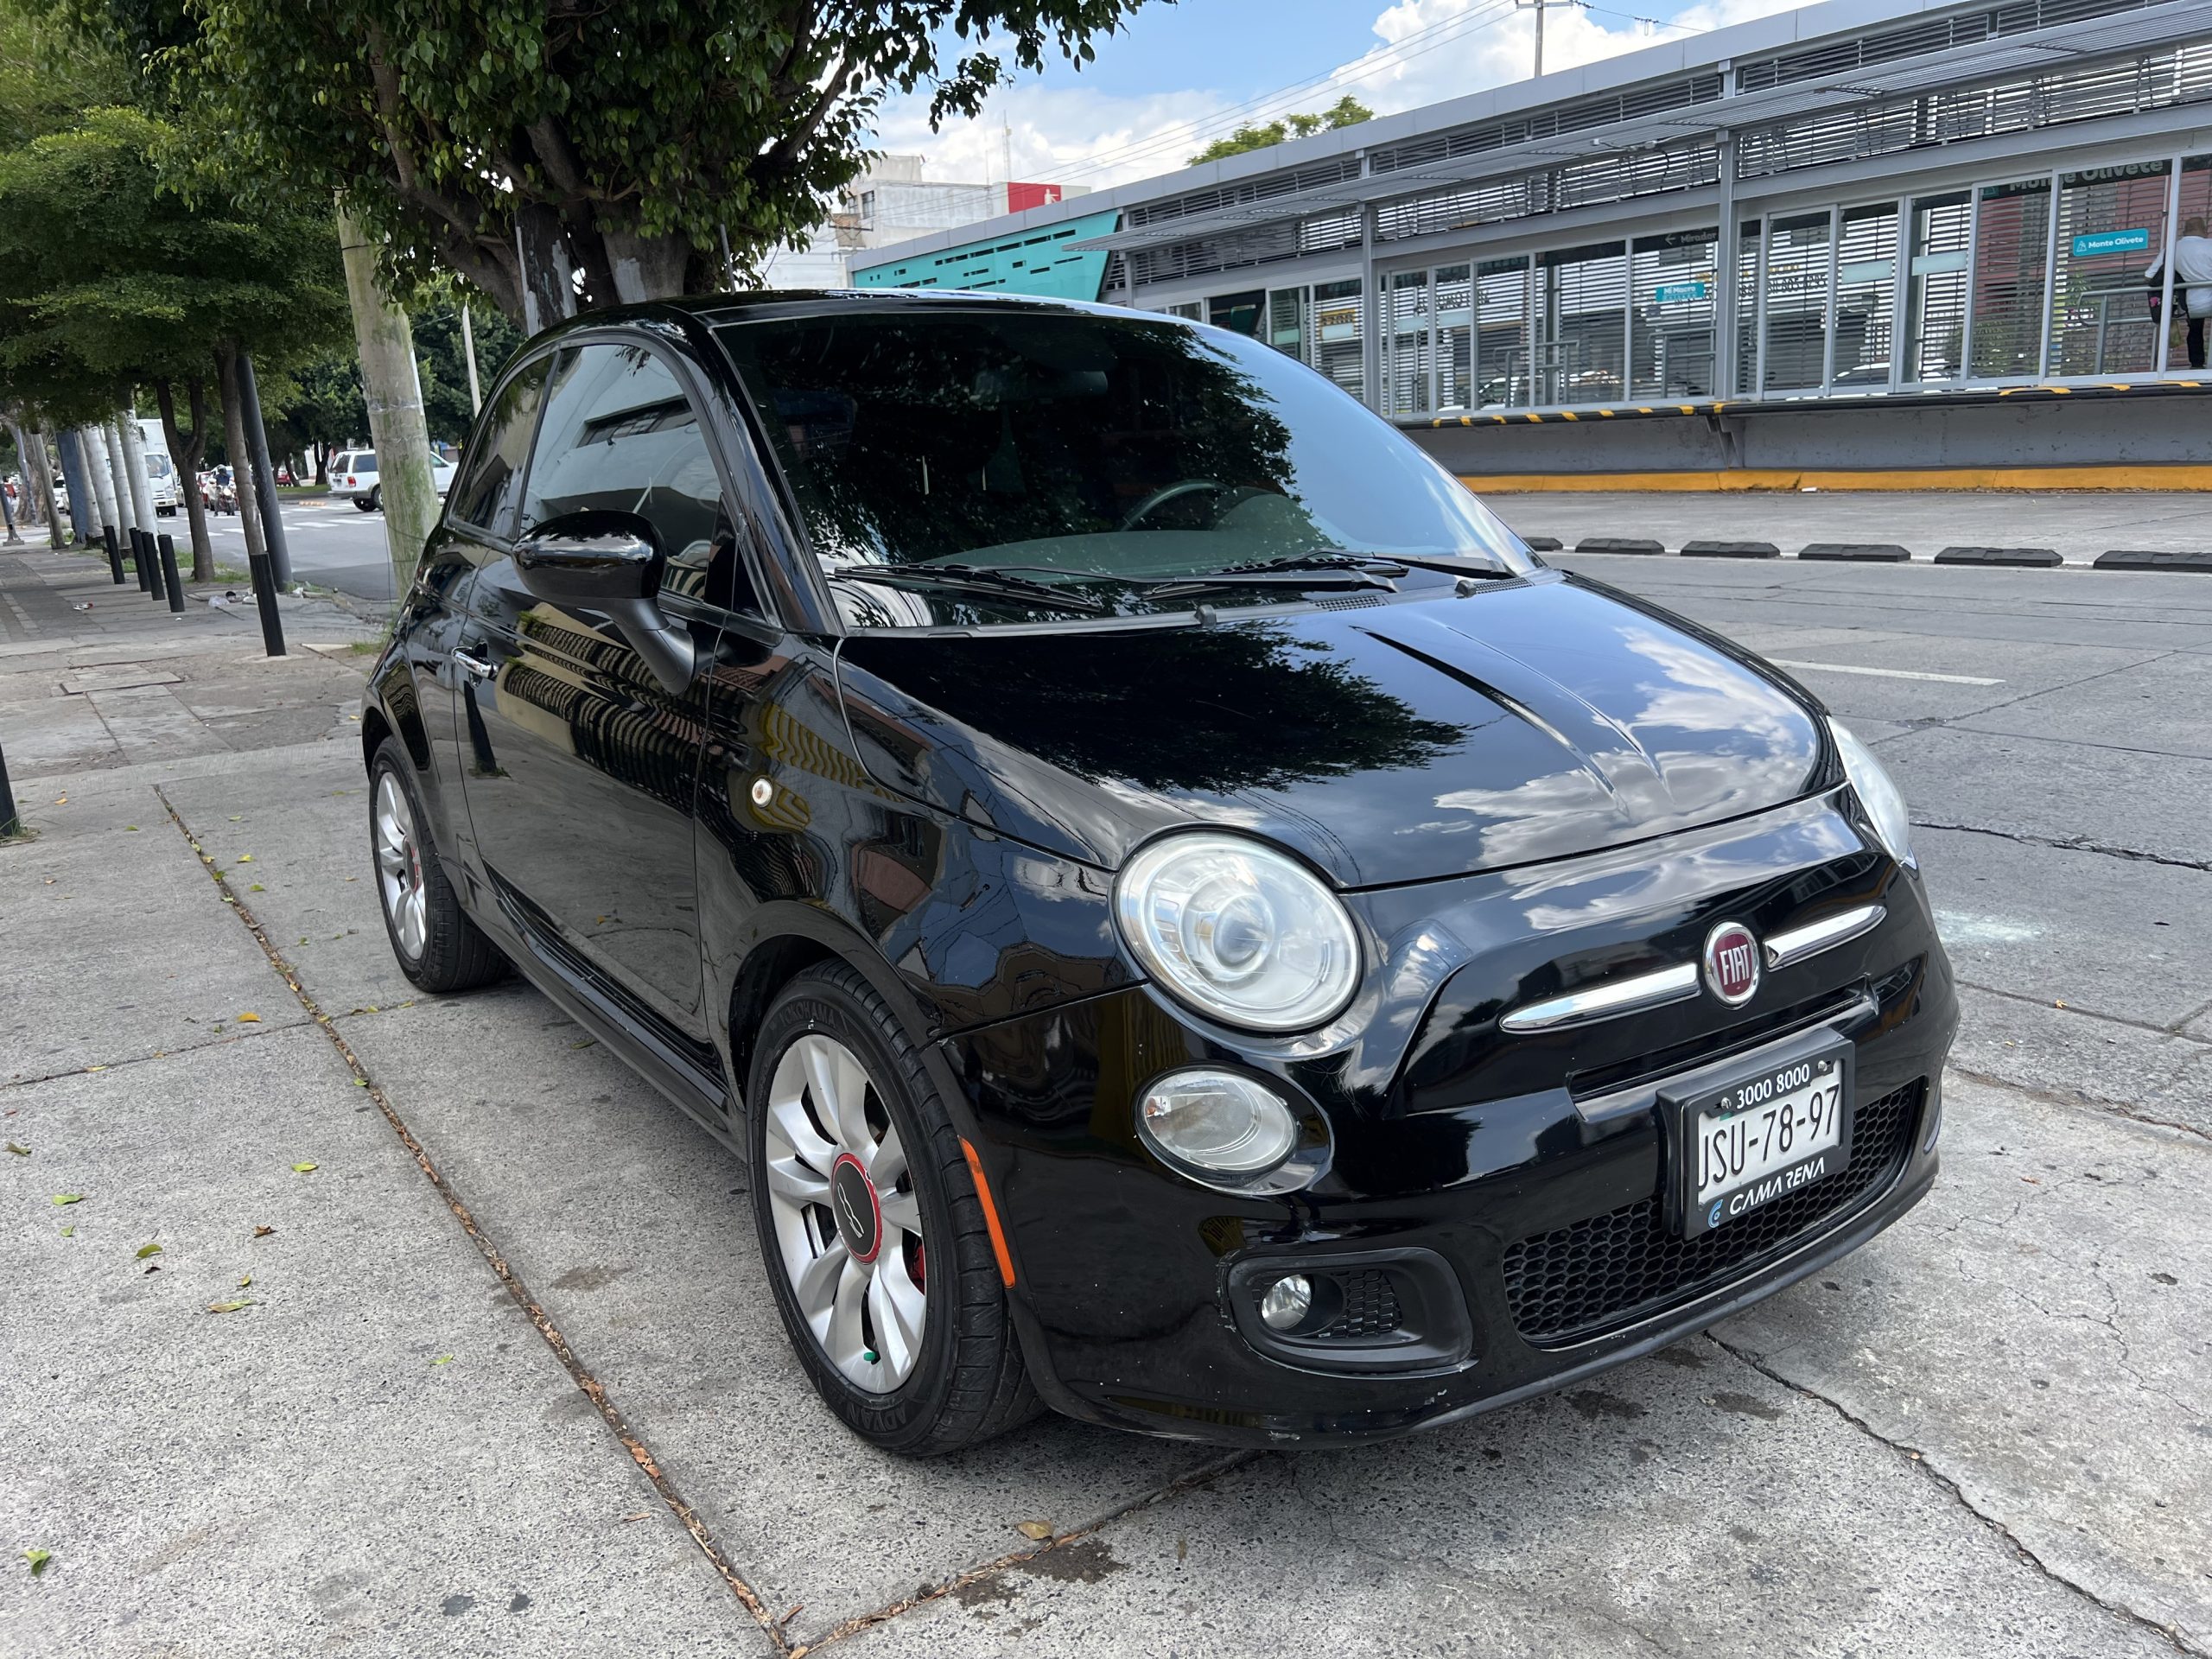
[944,804,1957,1446]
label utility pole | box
[460,303,483,414]
[1518,0,1580,79]
[337,207,439,600]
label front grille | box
[1502,1081,1923,1347]
[1318,1269,1403,1339]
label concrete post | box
[338,207,440,599]
[118,409,157,533]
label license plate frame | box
[1662,1033,1855,1239]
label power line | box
[1028,0,1522,184]
[1577,3,1713,35]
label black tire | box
[367,737,506,994]
[747,963,1040,1456]
[353,495,374,513]
[369,484,382,512]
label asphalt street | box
[184,493,406,602]
[2,541,2206,1657]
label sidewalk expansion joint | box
[153,784,787,1649]
[1953,977,2212,1047]
[1911,819,2212,874]
[1943,1060,2212,1147]
[1705,1333,2208,1658]
[786,1449,1256,1656]
[2,1024,297,1095]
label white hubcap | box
[763,1033,928,1390]
[373,772,427,962]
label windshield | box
[716,306,1531,627]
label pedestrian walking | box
[2146,216,2212,370]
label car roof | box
[521,286,1154,346]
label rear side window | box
[522,341,753,613]
[448,360,549,537]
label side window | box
[448,358,550,537]
[522,341,753,613]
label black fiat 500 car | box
[362,291,1955,1454]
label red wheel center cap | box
[830,1153,882,1263]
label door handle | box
[454,646,496,682]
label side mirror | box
[513,511,697,693]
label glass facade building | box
[855,0,2212,422]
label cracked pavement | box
[3,537,2208,1656]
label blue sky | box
[872,0,1789,189]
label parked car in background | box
[339,449,457,512]
[361,295,1958,1456]
[137,417,181,515]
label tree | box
[413,302,523,444]
[149,1,1156,327]
[0,103,352,574]
[276,352,369,482]
[1188,96,1373,166]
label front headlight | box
[1113,833,1360,1033]
[1830,719,1916,868]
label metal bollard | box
[128,527,146,592]
[158,532,184,613]
[143,530,164,601]
[247,550,286,658]
[103,524,124,583]
[0,734,18,838]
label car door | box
[453,337,737,1044]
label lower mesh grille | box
[1319,1268,1403,1339]
[1502,1080,1924,1347]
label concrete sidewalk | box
[3,543,2206,1659]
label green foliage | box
[412,303,523,443]
[1188,96,1373,166]
[0,103,351,422]
[108,0,1157,323]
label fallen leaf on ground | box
[4,1142,27,1156]
[51,796,65,804]
[237,1274,251,1287]
[135,1243,162,1260]
[58,1225,73,1237]
[252,1225,275,1238]
[570,1039,595,1050]
[291,1161,317,1173]
[1014,1521,1053,1541]
[124,825,138,832]
[228,815,241,822]
[237,1012,261,1023]
[50,1194,82,1206]
[248,884,264,893]
[236,855,253,863]
[431,1355,453,1366]
[205,1300,255,1314]
[23,1548,50,1576]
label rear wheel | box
[748,963,1039,1455]
[368,738,505,993]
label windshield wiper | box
[826,562,1109,615]
[1144,556,1402,601]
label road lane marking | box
[1770,658,2003,685]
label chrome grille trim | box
[1764,903,1885,969]
[1499,963,1700,1033]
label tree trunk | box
[313,442,327,486]
[101,421,138,540]
[514,201,578,334]
[56,429,95,544]
[155,378,215,582]
[601,226,694,305]
[338,206,440,601]
[81,424,120,541]
[118,407,157,533]
[24,427,63,548]
[218,349,269,564]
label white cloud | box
[870,0,1814,192]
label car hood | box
[831,573,1827,887]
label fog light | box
[1260,1274,1313,1332]
[1137,1069,1298,1180]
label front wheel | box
[748,963,1039,1455]
[367,738,506,993]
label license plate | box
[1677,1045,1853,1238]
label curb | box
[1798,543,1912,562]
[1521,536,1563,552]
[1933,545,2063,567]
[1681,540,1780,558]
[1575,537,1668,555]
[2092,549,2212,572]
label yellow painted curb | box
[1454,467,2212,493]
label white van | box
[136,417,181,516]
